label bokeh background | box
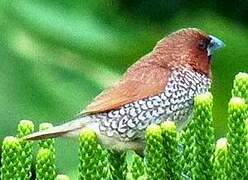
[0,0,248,178]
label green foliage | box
[161,121,181,180]
[17,120,34,179]
[56,174,70,180]
[226,97,248,179]
[17,120,34,138]
[1,136,23,179]
[123,150,145,180]
[78,128,112,180]
[232,72,248,102]
[36,148,56,180]
[212,138,228,180]
[145,124,165,180]
[246,118,248,139]
[181,92,215,179]
[38,123,55,155]
[108,150,125,179]
[36,123,56,180]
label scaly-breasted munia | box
[26,28,225,151]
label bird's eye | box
[198,40,209,50]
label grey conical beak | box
[207,35,225,56]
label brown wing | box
[81,55,170,115]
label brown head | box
[151,28,225,77]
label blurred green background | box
[0,0,248,178]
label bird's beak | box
[207,35,225,56]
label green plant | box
[36,148,56,180]
[181,92,215,179]
[78,128,112,180]
[161,121,181,180]
[226,97,248,179]
[145,124,165,180]
[36,123,56,180]
[38,123,55,155]
[108,150,126,179]
[212,137,228,180]
[17,120,34,179]
[56,174,70,180]
[1,136,23,179]
[123,150,145,179]
[232,72,248,102]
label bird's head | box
[153,28,225,77]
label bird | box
[25,28,225,151]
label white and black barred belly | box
[88,68,210,142]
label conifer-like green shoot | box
[246,118,248,140]
[137,175,148,180]
[145,124,165,180]
[232,72,248,102]
[56,174,70,180]
[161,121,181,179]
[36,148,56,180]
[108,150,126,180]
[226,97,248,179]
[212,137,228,180]
[17,120,34,179]
[181,92,215,179]
[38,123,55,155]
[1,136,23,179]
[123,150,145,180]
[78,128,112,180]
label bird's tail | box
[24,116,90,140]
